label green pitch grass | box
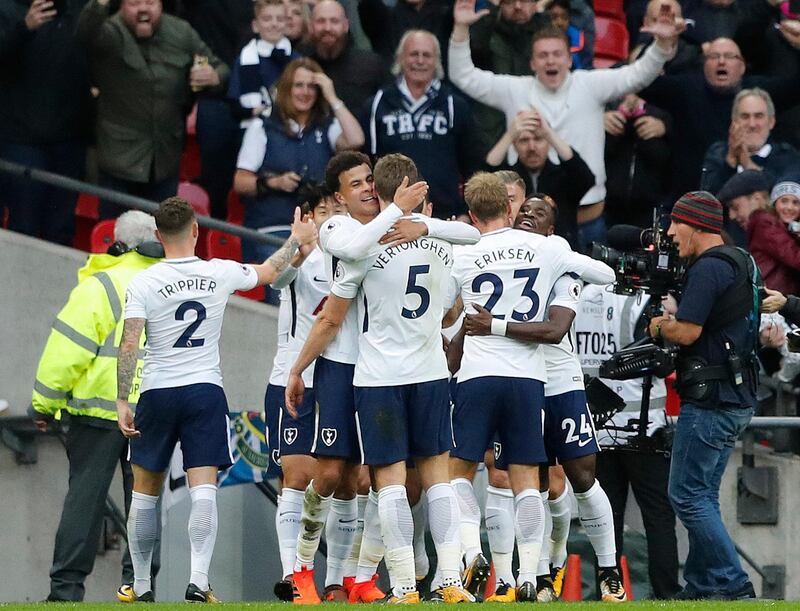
[2,602,797,610]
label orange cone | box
[561,554,583,601]
[620,555,634,601]
[484,562,496,599]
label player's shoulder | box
[320,214,361,238]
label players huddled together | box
[117,150,639,604]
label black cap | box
[717,170,775,204]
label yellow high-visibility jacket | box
[31,250,159,422]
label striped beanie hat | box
[671,191,723,234]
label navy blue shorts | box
[311,357,360,461]
[355,378,453,466]
[131,383,233,472]
[452,377,546,466]
[279,387,316,457]
[264,383,284,478]
[544,390,600,462]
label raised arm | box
[252,208,318,285]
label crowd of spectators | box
[1,0,799,274]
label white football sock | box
[294,480,332,572]
[514,488,544,586]
[324,497,358,586]
[411,493,430,580]
[451,477,482,565]
[128,491,158,597]
[549,488,571,568]
[538,490,553,577]
[277,489,303,579]
[355,488,385,582]
[574,480,616,568]
[427,482,462,588]
[378,485,416,596]
[188,484,218,591]
[485,485,515,588]
[344,494,368,579]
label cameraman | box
[648,191,759,601]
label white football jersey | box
[283,247,330,387]
[542,275,585,397]
[125,257,258,392]
[332,236,453,387]
[267,287,291,387]
[449,229,616,384]
[574,284,667,445]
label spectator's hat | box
[671,191,723,234]
[771,181,800,204]
[717,170,774,205]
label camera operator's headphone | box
[107,240,164,259]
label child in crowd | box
[548,0,592,69]
[227,0,301,129]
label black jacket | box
[365,79,480,219]
[512,150,595,249]
[358,0,452,61]
[0,0,91,144]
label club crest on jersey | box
[283,428,298,445]
[271,449,282,466]
[321,428,338,447]
[493,442,502,462]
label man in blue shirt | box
[648,191,758,601]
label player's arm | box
[379,216,480,248]
[321,178,428,261]
[446,323,466,375]
[116,317,145,439]
[252,208,317,285]
[464,303,575,343]
[270,242,315,290]
[285,294,352,415]
[548,238,616,285]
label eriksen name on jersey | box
[473,247,536,270]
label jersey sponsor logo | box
[283,428,298,445]
[321,427,338,447]
[493,441,502,462]
[574,331,617,356]
[271,448,281,466]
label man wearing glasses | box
[641,36,800,199]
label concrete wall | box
[0,229,284,602]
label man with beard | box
[77,0,228,218]
[298,0,388,113]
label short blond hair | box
[464,172,508,222]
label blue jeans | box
[668,403,753,596]
[0,140,84,246]
[577,214,607,254]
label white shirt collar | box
[256,37,293,57]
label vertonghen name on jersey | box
[157,278,218,299]
[473,247,536,270]
[371,238,453,270]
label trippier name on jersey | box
[156,277,218,299]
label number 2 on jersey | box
[173,300,206,348]
[402,265,431,319]
[471,268,540,321]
